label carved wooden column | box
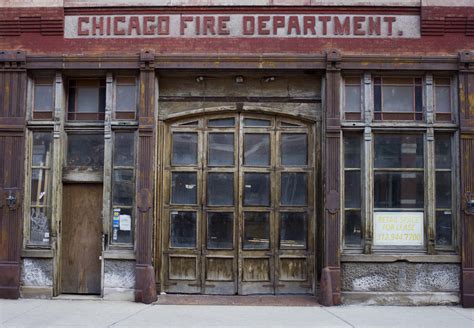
[459,51,474,308]
[319,49,342,306]
[135,50,157,304]
[0,51,27,299]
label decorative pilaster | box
[135,50,157,304]
[319,49,342,306]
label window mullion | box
[363,73,372,124]
[425,74,434,124]
[103,72,114,247]
[363,127,373,254]
[50,71,64,249]
[426,128,436,254]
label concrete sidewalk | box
[0,299,473,327]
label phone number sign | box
[373,212,424,246]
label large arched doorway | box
[160,113,316,295]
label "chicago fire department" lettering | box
[74,14,403,37]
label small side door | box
[60,183,103,294]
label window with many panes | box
[111,132,136,245]
[108,75,138,247]
[343,134,363,247]
[342,73,458,253]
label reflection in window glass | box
[374,135,423,168]
[171,211,197,248]
[436,172,452,209]
[281,134,307,166]
[113,169,134,206]
[374,172,424,208]
[172,132,198,166]
[280,212,307,248]
[208,133,234,166]
[345,171,361,208]
[344,211,362,245]
[344,136,361,168]
[244,173,270,206]
[67,134,104,168]
[207,173,234,206]
[32,132,53,166]
[345,85,361,112]
[436,211,452,246]
[281,172,307,206]
[382,86,413,112]
[243,118,271,127]
[435,85,450,113]
[34,84,54,112]
[244,133,270,166]
[207,212,233,249]
[208,118,235,127]
[77,87,100,113]
[243,212,269,249]
[116,84,136,112]
[114,133,134,166]
[435,135,451,169]
[171,172,197,204]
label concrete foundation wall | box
[20,258,53,299]
[103,260,135,301]
[341,262,460,305]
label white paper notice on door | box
[119,215,131,231]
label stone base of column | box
[319,266,341,306]
[135,264,157,304]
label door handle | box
[6,190,17,210]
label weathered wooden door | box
[161,114,314,295]
[238,115,315,295]
[0,53,27,299]
[60,184,103,294]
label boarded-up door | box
[61,184,102,294]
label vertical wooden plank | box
[0,51,26,299]
[135,50,157,304]
[459,51,474,308]
[319,50,342,306]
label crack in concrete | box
[445,306,474,322]
[320,307,356,328]
[1,301,44,325]
[107,303,153,327]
